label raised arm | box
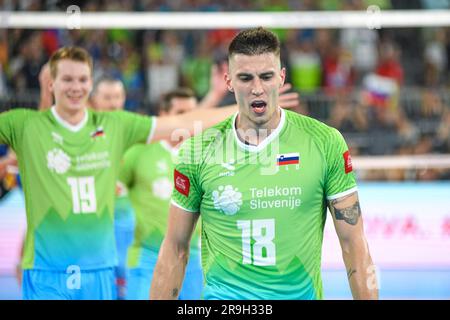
[197,62,229,110]
[150,104,236,143]
[328,191,379,300]
[150,204,200,299]
[38,63,53,110]
[151,81,299,143]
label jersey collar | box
[232,107,286,153]
[51,106,89,132]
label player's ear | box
[49,79,54,93]
[280,67,286,87]
[225,73,234,92]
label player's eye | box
[260,73,274,81]
[238,75,252,82]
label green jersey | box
[0,107,154,271]
[172,109,357,299]
[119,141,200,268]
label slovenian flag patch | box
[277,153,300,166]
[91,127,105,139]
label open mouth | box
[251,101,267,114]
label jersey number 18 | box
[237,219,276,266]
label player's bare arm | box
[328,191,379,300]
[38,63,53,110]
[150,205,199,299]
[150,105,237,143]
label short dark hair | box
[228,27,280,58]
[49,46,93,78]
[158,87,196,113]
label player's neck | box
[54,105,87,126]
[235,109,281,146]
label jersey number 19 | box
[67,177,97,214]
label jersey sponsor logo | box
[174,169,190,196]
[152,177,172,200]
[250,186,302,210]
[74,151,111,171]
[90,126,105,139]
[343,150,353,174]
[277,153,300,166]
[47,148,71,174]
[212,185,243,216]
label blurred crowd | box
[0,0,450,181]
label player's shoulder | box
[185,114,234,147]
[90,109,121,121]
[1,108,39,118]
[91,109,151,121]
[0,108,50,126]
[177,114,234,163]
[284,109,342,142]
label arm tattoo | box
[347,268,357,280]
[172,288,179,298]
[333,201,361,225]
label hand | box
[278,83,299,109]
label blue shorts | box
[22,268,117,300]
[114,205,136,299]
[126,247,202,300]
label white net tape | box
[353,154,450,170]
[1,10,450,29]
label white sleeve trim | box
[146,117,157,144]
[326,186,358,201]
[170,199,199,213]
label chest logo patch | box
[212,185,243,216]
[47,148,71,174]
[153,177,172,200]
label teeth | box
[251,101,266,108]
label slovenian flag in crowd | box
[363,73,398,108]
[277,153,300,166]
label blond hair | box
[49,46,93,78]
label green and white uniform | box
[0,107,155,272]
[172,108,356,300]
[121,141,202,300]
